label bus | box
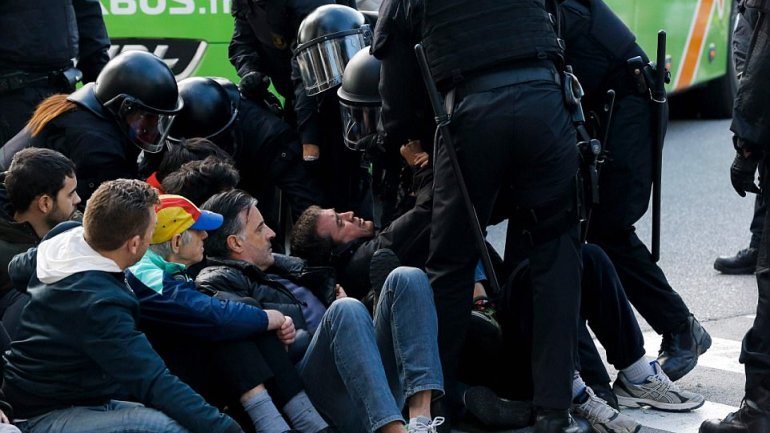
[99,0,737,117]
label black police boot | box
[463,386,533,429]
[657,315,712,381]
[699,390,770,433]
[534,408,591,433]
[714,248,758,275]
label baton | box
[651,30,667,262]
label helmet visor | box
[118,101,176,154]
[296,28,371,96]
[339,100,380,151]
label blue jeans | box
[16,400,190,433]
[298,266,444,433]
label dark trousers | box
[485,245,645,399]
[143,327,304,411]
[742,158,770,391]
[427,77,581,410]
[586,94,690,335]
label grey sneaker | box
[613,361,705,412]
[406,417,445,433]
[572,387,641,433]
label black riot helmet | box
[295,4,372,96]
[168,77,239,145]
[337,46,381,151]
[70,51,183,153]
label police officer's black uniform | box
[0,0,110,146]
[373,0,583,430]
[701,1,770,431]
[559,0,710,383]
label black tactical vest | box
[421,0,563,86]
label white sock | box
[622,356,656,384]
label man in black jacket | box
[0,148,81,340]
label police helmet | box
[337,46,381,151]
[168,77,238,144]
[91,51,183,153]
[295,4,372,96]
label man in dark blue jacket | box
[3,179,243,433]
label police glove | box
[731,151,761,197]
[239,71,271,101]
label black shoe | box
[700,399,770,433]
[369,248,401,301]
[714,248,758,275]
[657,314,712,381]
[463,386,533,429]
[534,409,591,433]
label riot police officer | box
[229,0,355,137]
[700,1,770,431]
[167,77,324,248]
[293,4,375,220]
[559,0,712,384]
[373,1,585,432]
[0,51,182,204]
[0,0,110,146]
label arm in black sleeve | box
[291,56,323,145]
[229,3,266,79]
[733,7,759,77]
[72,0,110,83]
[372,0,426,148]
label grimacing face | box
[315,209,375,245]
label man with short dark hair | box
[3,179,243,433]
[161,157,240,206]
[0,147,80,339]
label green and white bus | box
[99,0,737,116]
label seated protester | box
[161,157,241,206]
[128,194,333,433]
[0,148,81,340]
[0,323,20,433]
[290,164,434,300]
[197,190,446,433]
[3,179,243,433]
[144,137,233,192]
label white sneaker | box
[406,417,445,433]
[613,361,705,412]
[572,387,641,433]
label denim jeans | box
[298,266,444,433]
[15,400,190,433]
[0,424,21,433]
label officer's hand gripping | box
[731,151,761,197]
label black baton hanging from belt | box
[651,31,667,262]
[414,43,501,296]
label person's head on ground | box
[5,148,80,237]
[83,179,159,269]
[148,194,223,266]
[156,137,233,184]
[201,190,276,270]
[290,205,375,264]
[161,156,240,206]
